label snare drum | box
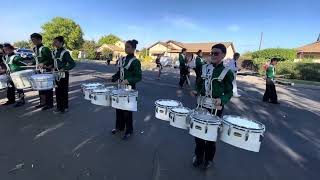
[189,112,221,141]
[30,74,55,90]
[90,86,116,106]
[111,89,138,111]
[169,107,191,130]
[10,69,35,89]
[155,99,182,121]
[81,83,104,100]
[220,115,265,152]
[0,75,8,90]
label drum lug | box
[190,122,193,129]
[227,125,232,136]
[105,94,109,100]
[116,96,119,103]
[155,107,158,113]
[127,96,130,103]
[94,95,97,100]
[245,131,249,141]
[89,94,92,99]
[205,125,208,134]
[165,107,168,115]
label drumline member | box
[178,48,189,88]
[52,36,76,114]
[111,39,142,140]
[30,33,54,110]
[0,44,6,74]
[228,52,241,97]
[195,50,205,87]
[2,43,27,107]
[192,44,234,169]
[263,58,279,104]
[155,54,162,80]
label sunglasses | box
[211,52,221,56]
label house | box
[296,41,320,59]
[147,40,236,60]
[97,40,126,59]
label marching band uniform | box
[228,58,240,97]
[111,53,142,139]
[195,55,204,86]
[33,44,54,110]
[263,63,278,103]
[3,53,26,106]
[179,53,188,88]
[52,47,76,113]
[194,61,234,168]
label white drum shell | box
[0,75,8,90]
[169,107,190,130]
[82,83,104,100]
[220,116,265,152]
[189,113,221,141]
[10,70,34,89]
[90,90,113,107]
[111,89,138,111]
[30,74,55,90]
[155,99,182,121]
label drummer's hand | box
[190,90,197,97]
[121,79,129,85]
[214,98,222,106]
[37,63,44,68]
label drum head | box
[82,83,103,87]
[92,88,110,93]
[31,74,54,79]
[171,107,190,114]
[191,113,221,124]
[223,115,264,130]
[155,99,181,107]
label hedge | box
[251,48,297,61]
[71,50,79,59]
[249,60,320,82]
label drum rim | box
[222,115,265,131]
[170,107,191,114]
[155,99,182,107]
[190,113,221,125]
[81,83,104,87]
[111,89,138,96]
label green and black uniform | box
[263,64,278,103]
[52,47,76,112]
[3,54,26,103]
[33,44,54,108]
[195,55,204,86]
[112,54,142,135]
[179,53,188,87]
[194,62,234,162]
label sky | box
[0,0,319,53]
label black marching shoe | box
[53,108,65,114]
[202,160,213,170]
[111,129,119,135]
[14,101,25,107]
[41,106,53,111]
[122,133,132,140]
[192,156,203,167]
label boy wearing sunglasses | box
[192,43,234,169]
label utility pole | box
[259,32,263,50]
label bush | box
[253,60,320,81]
[252,48,296,61]
[71,50,79,59]
[141,56,153,63]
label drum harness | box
[194,64,230,134]
[115,56,137,103]
[3,55,16,87]
[52,49,68,82]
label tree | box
[14,40,32,49]
[139,48,149,59]
[81,40,97,60]
[41,17,84,50]
[98,34,121,46]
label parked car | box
[173,58,180,68]
[16,48,34,59]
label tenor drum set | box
[154,98,266,153]
[81,82,138,112]
[0,68,60,91]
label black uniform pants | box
[194,106,224,161]
[179,67,189,87]
[263,78,278,103]
[115,109,133,134]
[55,72,69,110]
[39,90,53,107]
[7,80,24,102]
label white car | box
[159,56,173,67]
